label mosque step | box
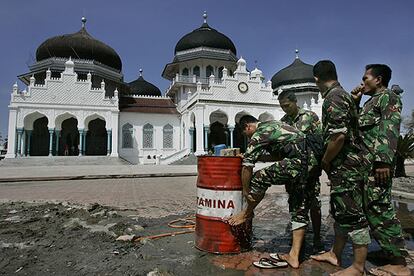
[0,156,131,167]
[170,153,197,165]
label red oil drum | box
[195,156,252,254]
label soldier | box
[278,90,323,252]
[227,115,320,269]
[352,64,410,276]
[311,60,371,276]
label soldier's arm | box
[322,93,350,171]
[322,133,345,172]
[373,93,402,184]
[374,93,402,165]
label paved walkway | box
[0,164,197,182]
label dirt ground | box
[0,179,413,275]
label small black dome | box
[36,21,122,71]
[175,22,236,55]
[271,58,315,89]
[128,75,161,97]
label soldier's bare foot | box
[310,250,340,266]
[369,264,411,276]
[226,210,249,226]
[278,253,300,268]
[330,264,364,276]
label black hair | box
[313,60,338,82]
[239,115,258,129]
[277,90,297,102]
[365,64,392,87]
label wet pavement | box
[0,174,413,275]
[1,193,413,275]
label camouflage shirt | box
[280,108,322,135]
[358,88,402,165]
[242,121,305,167]
[321,82,369,173]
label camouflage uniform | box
[321,82,371,245]
[243,120,318,230]
[281,108,322,211]
[358,88,406,262]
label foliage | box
[394,132,414,177]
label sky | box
[0,0,413,139]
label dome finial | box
[295,49,299,59]
[139,68,143,77]
[203,11,208,23]
[81,17,87,28]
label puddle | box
[209,197,414,274]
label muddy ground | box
[1,198,413,276]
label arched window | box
[143,123,153,148]
[163,124,173,148]
[218,66,224,78]
[193,66,200,77]
[122,123,133,148]
[206,65,214,77]
[182,68,189,76]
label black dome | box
[128,76,161,97]
[175,22,236,55]
[271,58,315,89]
[36,24,122,71]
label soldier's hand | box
[351,85,364,102]
[375,167,390,185]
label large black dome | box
[174,17,236,55]
[271,57,315,89]
[36,19,122,71]
[128,73,161,97]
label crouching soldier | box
[227,115,321,269]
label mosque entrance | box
[232,123,248,153]
[233,112,249,153]
[60,118,79,156]
[30,117,49,156]
[85,118,107,156]
[208,121,228,149]
[209,111,229,151]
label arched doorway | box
[60,118,79,156]
[233,112,250,153]
[85,118,107,155]
[209,111,229,151]
[30,117,49,156]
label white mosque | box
[5,13,322,164]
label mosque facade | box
[5,14,322,164]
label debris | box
[15,267,23,273]
[4,216,20,222]
[116,235,135,242]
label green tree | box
[394,132,414,177]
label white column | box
[110,112,119,157]
[20,130,26,156]
[194,107,205,155]
[229,125,235,148]
[16,128,23,157]
[78,129,84,156]
[203,125,209,152]
[48,129,54,156]
[5,109,17,158]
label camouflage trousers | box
[307,178,321,210]
[329,170,371,245]
[249,157,309,231]
[364,175,406,262]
